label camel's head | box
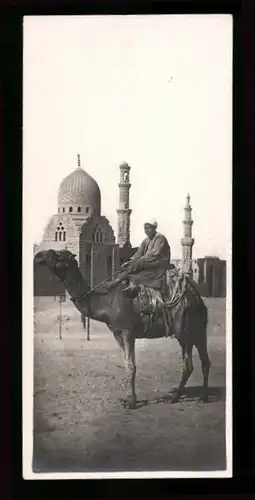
[34,249,77,281]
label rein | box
[69,269,122,303]
[70,290,91,303]
[69,270,123,337]
[69,269,188,305]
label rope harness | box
[70,268,190,339]
[163,273,187,308]
[70,269,123,303]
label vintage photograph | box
[23,14,232,478]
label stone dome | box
[58,166,101,216]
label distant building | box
[191,256,226,297]
[34,157,226,297]
[172,195,226,297]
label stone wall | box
[40,214,81,260]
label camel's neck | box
[78,293,111,323]
[61,265,89,301]
[59,265,111,323]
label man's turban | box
[144,219,158,228]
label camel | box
[34,249,211,409]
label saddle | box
[132,268,187,337]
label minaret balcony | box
[181,237,194,246]
[116,208,132,214]
[182,219,193,225]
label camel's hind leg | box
[171,343,194,403]
[195,339,211,402]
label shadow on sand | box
[135,386,225,409]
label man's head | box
[144,219,158,239]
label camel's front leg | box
[122,330,137,409]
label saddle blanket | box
[137,286,164,316]
[134,269,202,338]
[136,268,184,317]
[135,268,202,314]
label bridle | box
[69,269,123,303]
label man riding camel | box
[107,219,172,295]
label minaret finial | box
[77,153,81,168]
[186,193,190,205]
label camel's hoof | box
[200,394,209,403]
[122,397,137,410]
[170,391,181,404]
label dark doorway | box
[207,265,214,297]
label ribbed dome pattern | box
[58,167,101,215]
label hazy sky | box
[23,15,232,259]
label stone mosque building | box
[34,157,136,295]
[34,156,226,298]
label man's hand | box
[121,260,131,269]
[128,259,144,273]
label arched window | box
[93,227,103,243]
[55,224,66,242]
[86,207,89,214]
[69,207,73,213]
[77,207,81,213]
[63,207,65,213]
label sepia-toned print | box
[23,14,232,479]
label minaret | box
[181,193,194,275]
[117,162,132,248]
[77,153,81,168]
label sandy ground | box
[33,297,226,473]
